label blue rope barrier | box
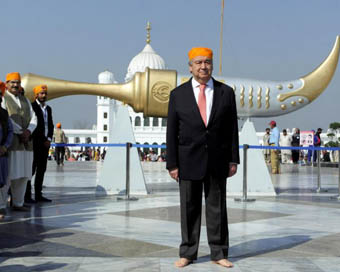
[51,143,340,151]
[51,143,126,147]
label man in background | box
[1,72,37,211]
[0,81,14,219]
[25,85,54,203]
[263,128,271,163]
[269,120,280,174]
[280,129,292,164]
[54,122,67,165]
[291,128,301,164]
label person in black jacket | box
[291,128,301,164]
[25,85,54,203]
[0,81,14,219]
[166,48,239,268]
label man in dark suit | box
[25,85,54,203]
[166,47,239,268]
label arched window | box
[86,137,92,144]
[103,124,108,131]
[152,118,159,127]
[135,116,141,126]
[143,142,149,154]
[75,137,80,144]
[162,118,167,127]
[144,117,150,127]
[152,142,158,154]
[103,136,107,143]
[161,142,166,155]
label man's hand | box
[169,168,179,182]
[228,164,237,178]
[20,129,31,143]
[0,146,7,156]
[44,140,51,149]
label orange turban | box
[188,47,213,61]
[56,123,61,128]
[33,84,48,97]
[0,81,5,96]
[6,72,21,82]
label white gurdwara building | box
[65,22,167,154]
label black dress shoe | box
[25,198,37,204]
[35,196,52,202]
[12,206,30,212]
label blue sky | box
[1,0,339,131]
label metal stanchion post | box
[235,144,256,202]
[331,149,340,200]
[126,142,131,200]
[316,149,321,192]
[316,149,327,193]
[118,142,138,201]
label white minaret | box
[97,70,117,144]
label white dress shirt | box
[36,99,51,140]
[191,77,214,125]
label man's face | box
[283,131,287,136]
[6,80,21,96]
[37,91,48,103]
[189,56,213,84]
[266,129,270,134]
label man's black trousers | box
[26,144,49,199]
[179,174,229,261]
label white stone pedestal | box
[228,119,276,196]
[96,105,148,195]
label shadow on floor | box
[197,234,311,263]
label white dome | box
[98,70,117,84]
[125,44,166,82]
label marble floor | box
[1,161,340,271]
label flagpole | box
[219,0,225,76]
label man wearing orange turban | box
[167,48,239,268]
[1,72,37,211]
[6,72,21,82]
[25,84,54,203]
[53,122,67,165]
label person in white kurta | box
[262,128,271,163]
[1,73,37,209]
[279,129,292,164]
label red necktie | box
[198,84,207,126]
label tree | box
[325,122,340,147]
[329,122,340,130]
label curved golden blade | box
[278,36,340,102]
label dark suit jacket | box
[31,101,54,146]
[166,78,239,180]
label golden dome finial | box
[146,21,151,44]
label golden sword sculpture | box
[21,36,339,118]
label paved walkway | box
[1,161,340,271]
